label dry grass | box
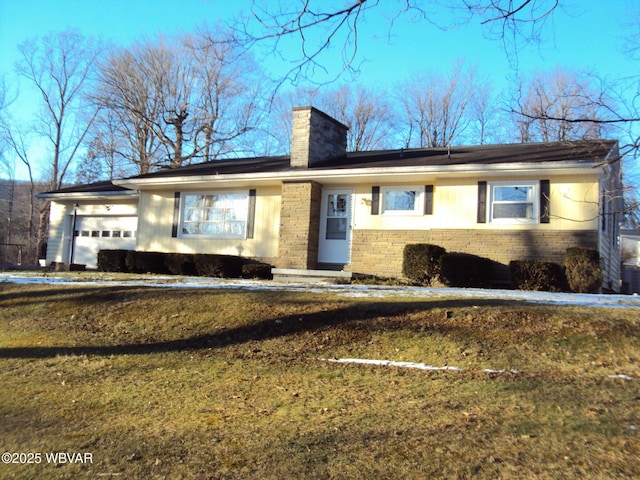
[0,282,639,479]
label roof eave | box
[36,190,139,201]
[113,160,601,190]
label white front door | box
[318,188,353,265]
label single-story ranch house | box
[38,106,624,290]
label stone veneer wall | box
[290,107,348,168]
[349,229,599,279]
[277,181,322,269]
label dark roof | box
[125,140,617,180]
[40,140,618,195]
[326,140,617,169]
[129,155,292,180]
[38,180,134,196]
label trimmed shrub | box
[402,244,447,284]
[242,263,273,280]
[439,252,494,288]
[509,260,567,292]
[564,247,601,293]
[165,253,197,276]
[194,254,245,278]
[98,250,272,280]
[125,251,169,274]
[97,249,130,272]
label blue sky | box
[1,0,637,87]
[1,0,639,179]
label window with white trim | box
[381,186,424,215]
[181,192,249,238]
[489,181,539,224]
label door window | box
[325,194,348,240]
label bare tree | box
[0,125,39,263]
[317,85,396,151]
[13,29,103,261]
[397,62,477,148]
[266,84,396,153]
[510,68,614,143]
[233,1,560,86]
[91,49,162,175]
[95,36,196,170]
[15,29,103,189]
[80,107,141,181]
[259,86,320,155]
[94,29,266,172]
[467,77,506,145]
[184,26,267,160]
[0,76,11,174]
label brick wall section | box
[350,229,599,278]
[290,106,348,168]
[277,181,322,269]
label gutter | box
[113,160,602,190]
[36,190,140,200]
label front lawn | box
[0,282,638,479]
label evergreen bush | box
[125,251,169,274]
[165,253,197,276]
[242,263,273,279]
[97,249,130,272]
[440,252,494,288]
[194,254,245,278]
[98,250,272,280]
[402,244,447,284]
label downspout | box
[69,203,78,264]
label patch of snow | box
[2,271,640,308]
[321,358,629,383]
[319,358,462,371]
[319,358,520,375]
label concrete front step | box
[271,268,353,284]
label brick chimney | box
[290,106,348,168]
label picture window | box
[180,192,249,238]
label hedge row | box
[403,244,602,292]
[509,260,568,292]
[402,244,497,288]
[97,250,273,279]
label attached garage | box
[72,215,137,268]
[36,181,139,269]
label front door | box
[318,188,353,266]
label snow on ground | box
[317,358,633,382]
[2,271,636,383]
[1,271,640,308]
[318,358,520,375]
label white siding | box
[136,186,281,260]
[44,199,138,266]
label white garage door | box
[72,216,137,268]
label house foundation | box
[349,229,599,279]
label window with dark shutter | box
[477,181,487,223]
[246,189,257,239]
[171,192,181,237]
[424,185,434,215]
[371,186,380,215]
[540,180,550,223]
